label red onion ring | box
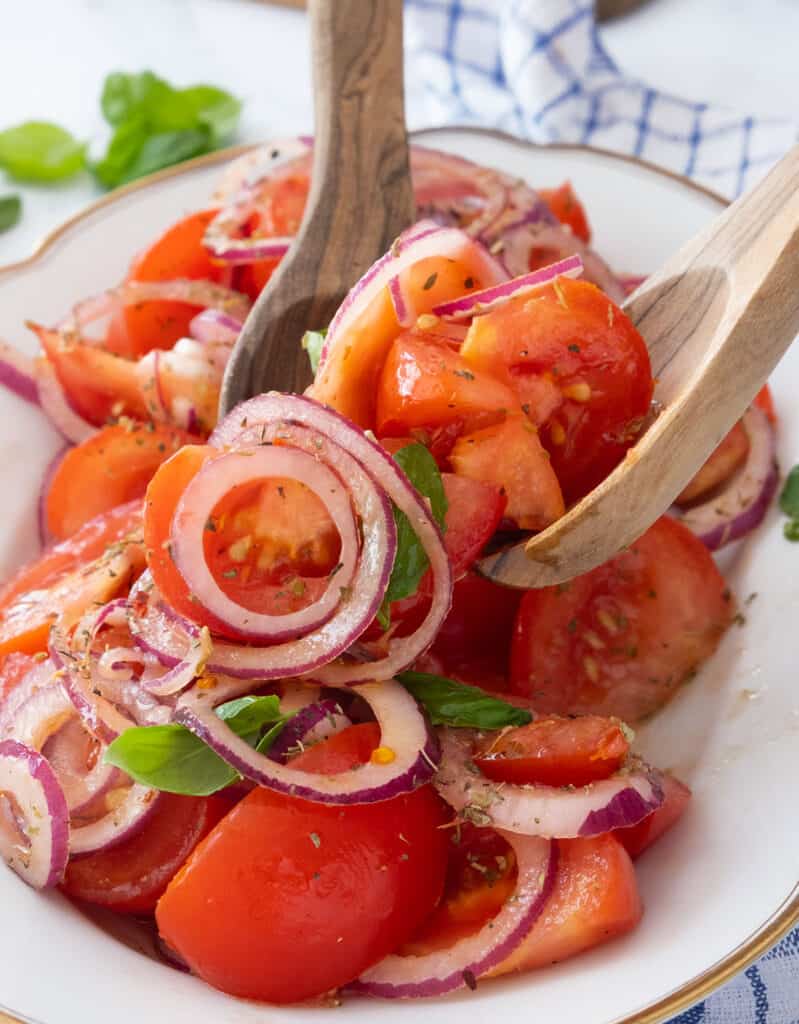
[434,729,663,838]
[189,309,242,346]
[0,339,39,406]
[673,405,778,551]
[349,833,557,998]
[171,446,361,642]
[0,739,69,889]
[433,255,583,321]
[175,677,437,805]
[267,698,350,763]
[33,359,96,444]
[69,781,161,857]
[210,393,453,684]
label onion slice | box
[267,698,350,763]
[69,782,161,857]
[176,676,437,805]
[33,359,96,444]
[0,739,69,889]
[674,404,778,551]
[210,393,453,684]
[434,729,663,838]
[0,339,39,406]
[432,255,583,321]
[349,832,557,998]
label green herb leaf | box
[0,122,85,183]
[779,465,799,519]
[784,519,799,542]
[93,71,242,189]
[398,672,532,729]
[0,195,22,233]
[302,328,327,375]
[378,444,448,629]
[104,695,285,796]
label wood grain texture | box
[259,0,653,21]
[481,145,799,588]
[220,0,414,413]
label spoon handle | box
[220,0,413,413]
[480,145,799,589]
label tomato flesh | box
[156,724,450,1004]
[62,793,229,914]
[538,183,591,243]
[675,419,749,506]
[474,715,629,788]
[510,515,734,722]
[617,774,691,859]
[46,423,195,541]
[0,652,39,702]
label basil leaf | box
[779,465,799,519]
[399,671,532,729]
[92,118,149,189]
[0,195,21,234]
[302,329,327,375]
[378,444,448,628]
[101,71,169,125]
[0,122,85,183]
[115,129,210,185]
[104,695,284,796]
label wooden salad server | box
[220,0,414,413]
[480,146,799,587]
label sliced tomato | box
[538,183,591,243]
[62,793,229,914]
[754,383,777,425]
[31,327,147,427]
[460,278,654,503]
[156,724,449,1004]
[675,419,749,506]
[509,515,733,722]
[376,331,520,440]
[0,502,144,657]
[450,415,565,531]
[416,572,523,690]
[617,774,691,859]
[0,652,39,702]
[46,423,195,541]
[288,722,381,773]
[105,210,229,359]
[491,835,641,976]
[473,715,629,788]
[310,247,502,428]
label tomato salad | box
[0,141,779,1005]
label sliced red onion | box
[620,274,647,297]
[349,833,557,998]
[0,739,69,888]
[189,308,242,346]
[34,359,96,444]
[389,274,412,328]
[268,698,350,763]
[318,222,506,370]
[37,443,70,548]
[69,781,161,857]
[673,404,778,551]
[118,279,250,323]
[210,394,453,684]
[432,255,583,321]
[171,446,361,642]
[0,658,58,735]
[0,339,39,406]
[435,730,662,839]
[176,677,437,805]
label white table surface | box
[1,0,798,265]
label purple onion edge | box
[268,698,344,763]
[578,773,664,838]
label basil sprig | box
[399,672,532,729]
[105,695,286,796]
[0,195,21,234]
[779,465,799,541]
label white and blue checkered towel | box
[404,1,799,1020]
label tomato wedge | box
[46,423,196,541]
[675,419,749,506]
[473,716,630,788]
[616,774,691,859]
[62,793,230,914]
[510,515,734,722]
[538,183,591,243]
[156,724,449,1003]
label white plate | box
[0,127,797,1024]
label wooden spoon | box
[480,146,799,588]
[219,0,414,414]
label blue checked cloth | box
[403,1,799,1021]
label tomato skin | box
[474,715,630,788]
[450,416,565,531]
[156,725,450,1004]
[538,183,591,243]
[675,419,749,506]
[46,423,196,541]
[0,502,143,657]
[289,722,381,773]
[106,210,228,359]
[754,384,777,425]
[509,516,733,722]
[490,835,641,976]
[617,774,691,859]
[460,278,653,503]
[62,793,229,914]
